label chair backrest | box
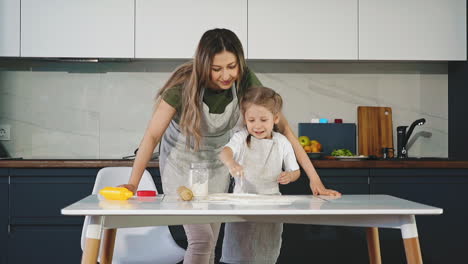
[90,167,157,195]
[81,167,185,264]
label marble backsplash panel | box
[0,61,447,158]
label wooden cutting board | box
[358,106,394,158]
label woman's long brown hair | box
[155,28,247,150]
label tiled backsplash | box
[0,60,448,158]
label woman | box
[120,28,340,264]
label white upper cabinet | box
[21,0,134,58]
[135,0,247,59]
[359,0,467,60]
[0,0,20,56]
[248,0,358,60]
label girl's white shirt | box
[225,128,300,173]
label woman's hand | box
[228,161,244,178]
[309,181,341,196]
[278,171,293,185]
[118,184,137,193]
[276,112,341,197]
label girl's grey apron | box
[159,85,239,195]
[221,136,283,264]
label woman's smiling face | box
[210,50,239,90]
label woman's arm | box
[277,113,341,196]
[120,100,176,193]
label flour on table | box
[204,193,299,205]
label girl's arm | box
[278,169,300,185]
[277,113,341,196]
[220,147,244,178]
[120,100,176,193]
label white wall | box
[0,61,447,158]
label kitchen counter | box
[1,159,468,168]
[0,159,159,168]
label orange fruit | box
[304,146,312,153]
[310,140,323,152]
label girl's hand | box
[278,171,292,185]
[310,182,341,196]
[118,184,137,193]
[228,162,244,178]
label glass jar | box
[189,162,209,196]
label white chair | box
[81,167,185,264]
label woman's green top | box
[162,68,262,116]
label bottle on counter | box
[99,187,134,200]
[189,162,209,196]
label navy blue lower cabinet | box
[370,168,468,264]
[0,169,9,264]
[316,169,369,195]
[10,168,96,222]
[278,169,370,264]
[279,168,369,195]
[8,225,83,264]
[9,168,97,264]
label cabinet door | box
[279,169,369,263]
[359,0,466,60]
[136,0,247,59]
[8,168,97,263]
[370,168,468,263]
[0,0,20,56]
[0,169,8,264]
[248,0,358,60]
[21,0,134,58]
[9,169,95,223]
[8,226,83,264]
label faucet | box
[396,118,426,158]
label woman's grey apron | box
[221,135,283,264]
[159,86,239,195]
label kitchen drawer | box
[10,168,96,222]
[8,225,83,263]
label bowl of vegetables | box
[331,149,368,160]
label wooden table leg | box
[81,216,103,264]
[366,227,382,264]
[401,215,423,264]
[82,238,101,264]
[403,237,423,264]
[100,229,117,264]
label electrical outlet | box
[0,125,11,141]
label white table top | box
[61,194,442,216]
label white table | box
[62,194,442,264]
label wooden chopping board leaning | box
[357,106,394,158]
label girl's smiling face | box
[244,104,279,139]
[210,51,239,90]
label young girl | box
[219,86,300,264]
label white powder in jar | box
[191,182,208,196]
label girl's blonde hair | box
[155,28,247,150]
[240,86,283,146]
